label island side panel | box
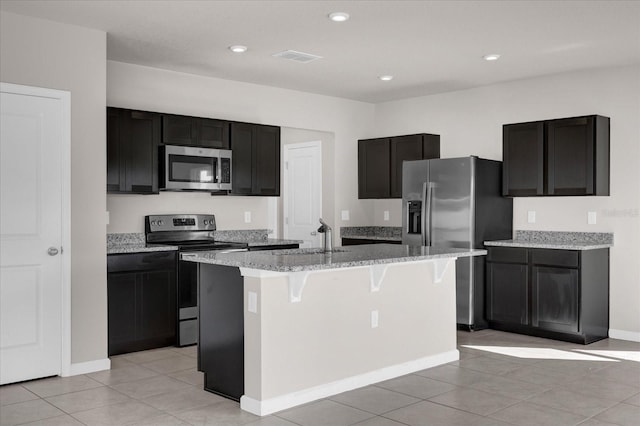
[198,264,245,401]
[243,259,458,407]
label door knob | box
[310,231,317,236]
[48,247,59,256]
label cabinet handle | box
[48,247,59,256]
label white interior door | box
[0,84,68,384]
[283,141,322,248]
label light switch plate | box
[371,310,379,328]
[527,211,536,223]
[244,211,251,223]
[588,211,597,225]
[341,210,350,221]
[106,211,110,225]
[248,292,258,313]
[384,210,390,221]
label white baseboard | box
[240,349,459,416]
[609,329,640,342]
[64,358,111,376]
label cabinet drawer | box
[108,251,177,273]
[530,249,579,268]
[487,247,527,263]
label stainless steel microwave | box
[160,145,232,191]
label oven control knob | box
[157,220,163,226]
[203,220,208,226]
[150,220,156,226]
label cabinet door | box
[138,270,177,342]
[503,122,544,196]
[106,108,124,192]
[126,111,160,194]
[198,118,230,149]
[162,114,196,145]
[547,116,594,195]
[486,262,529,325]
[532,265,579,333]
[358,138,390,198]
[230,122,254,195]
[253,125,280,196]
[422,134,440,160]
[107,272,137,355]
[390,135,424,198]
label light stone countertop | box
[181,243,487,272]
[485,230,613,251]
[340,226,402,241]
[107,231,301,254]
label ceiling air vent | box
[272,50,323,63]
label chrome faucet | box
[317,218,333,252]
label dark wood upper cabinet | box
[162,114,230,149]
[359,133,440,199]
[253,125,281,195]
[503,122,544,196]
[547,116,609,196]
[503,115,609,197]
[358,138,390,199]
[230,122,281,196]
[107,107,160,194]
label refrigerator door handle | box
[422,181,433,246]
[426,182,433,246]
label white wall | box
[372,65,640,338]
[0,12,108,363]
[106,61,375,234]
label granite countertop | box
[107,233,178,254]
[213,229,301,247]
[340,226,402,241]
[485,230,614,251]
[181,243,487,273]
[107,231,300,254]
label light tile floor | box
[1,330,639,425]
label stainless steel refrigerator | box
[402,156,513,330]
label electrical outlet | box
[248,292,258,313]
[244,211,251,223]
[384,210,390,221]
[527,211,536,224]
[341,210,350,221]
[588,211,597,225]
[371,310,379,328]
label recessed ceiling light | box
[379,75,394,81]
[328,12,350,22]
[483,54,501,61]
[229,45,248,53]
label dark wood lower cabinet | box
[486,262,529,325]
[486,247,608,344]
[531,265,579,333]
[107,251,177,355]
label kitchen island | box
[182,244,486,416]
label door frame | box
[1,82,72,377]
[282,141,322,244]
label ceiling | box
[2,0,639,103]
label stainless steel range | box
[145,214,247,346]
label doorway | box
[0,83,71,384]
[283,141,322,248]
